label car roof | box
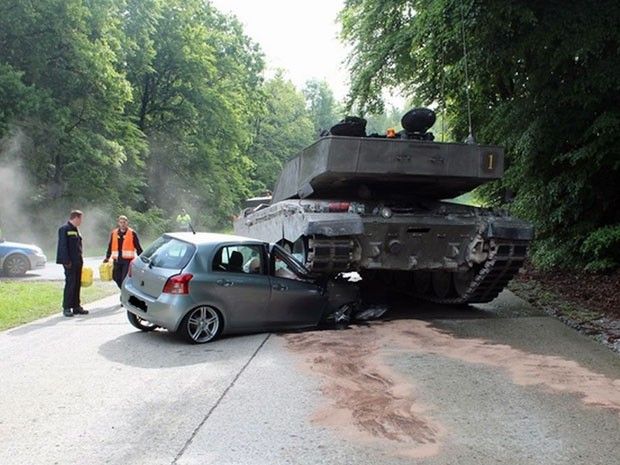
[164,232,267,246]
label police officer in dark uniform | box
[56,210,88,317]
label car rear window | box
[141,236,195,270]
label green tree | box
[0,0,141,205]
[247,73,315,194]
[340,0,620,270]
[303,79,340,135]
[122,0,265,229]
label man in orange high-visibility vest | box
[103,215,143,289]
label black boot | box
[73,307,89,315]
[62,309,74,317]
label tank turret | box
[271,134,503,202]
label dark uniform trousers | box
[62,262,83,310]
[57,221,83,311]
[112,260,131,289]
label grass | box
[0,281,118,331]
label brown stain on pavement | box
[389,320,620,412]
[285,325,443,458]
[284,320,620,458]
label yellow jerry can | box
[81,266,94,287]
[99,261,113,282]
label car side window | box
[212,245,264,274]
[271,244,310,279]
[272,249,305,281]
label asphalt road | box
[0,291,619,465]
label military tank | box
[234,109,533,304]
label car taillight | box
[328,202,350,212]
[162,273,193,294]
[128,259,134,277]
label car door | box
[204,243,272,331]
[267,244,326,328]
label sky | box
[209,0,351,101]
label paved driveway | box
[0,291,618,465]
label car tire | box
[177,306,223,344]
[3,254,29,277]
[126,310,158,332]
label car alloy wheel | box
[126,311,158,332]
[3,254,29,277]
[180,306,221,344]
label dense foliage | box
[246,72,315,195]
[0,0,338,247]
[341,0,620,271]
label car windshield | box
[141,236,195,270]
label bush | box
[531,237,581,271]
[580,225,620,272]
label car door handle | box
[272,283,288,291]
[216,279,234,287]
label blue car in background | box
[0,239,47,277]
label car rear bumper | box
[121,279,195,332]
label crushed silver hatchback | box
[121,232,358,343]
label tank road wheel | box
[393,271,411,291]
[378,271,395,286]
[359,269,386,302]
[431,271,456,299]
[413,271,432,295]
[453,269,475,298]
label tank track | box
[305,236,528,305]
[421,239,529,304]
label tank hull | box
[234,198,533,303]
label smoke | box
[0,129,36,243]
[146,134,206,227]
[0,129,115,256]
[79,207,116,257]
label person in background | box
[176,208,192,231]
[56,210,87,317]
[103,215,143,289]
